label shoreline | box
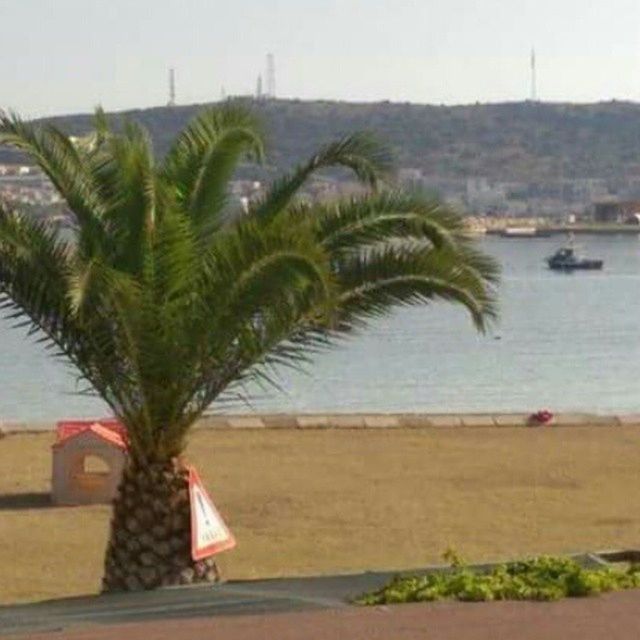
[484,224,640,236]
[3,411,640,434]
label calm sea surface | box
[2,235,640,421]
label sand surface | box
[2,426,640,603]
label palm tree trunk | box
[102,458,219,591]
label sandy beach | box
[2,424,640,603]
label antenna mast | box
[266,53,276,99]
[168,68,176,107]
[530,48,537,102]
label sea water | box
[2,235,640,421]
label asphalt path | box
[0,572,396,637]
[0,555,634,640]
[5,590,640,640]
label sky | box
[1,0,639,117]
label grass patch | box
[357,551,640,604]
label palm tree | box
[0,104,498,591]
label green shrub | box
[355,553,640,605]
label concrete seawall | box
[484,224,640,236]
[2,412,640,434]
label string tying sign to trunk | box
[188,466,236,560]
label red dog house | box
[52,419,128,505]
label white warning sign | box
[188,467,236,560]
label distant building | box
[398,167,424,183]
[593,200,640,223]
[572,178,609,203]
[466,177,507,214]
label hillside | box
[6,99,640,184]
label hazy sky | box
[1,0,639,117]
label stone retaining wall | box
[196,412,638,429]
[2,412,640,434]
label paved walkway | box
[5,590,640,640]
[0,555,604,636]
[0,572,385,636]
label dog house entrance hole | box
[83,454,111,475]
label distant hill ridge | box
[8,99,640,183]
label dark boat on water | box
[546,244,603,271]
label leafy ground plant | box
[356,551,640,604]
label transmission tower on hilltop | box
[168,68,176,107]
[266,53,276,99]
[530,48,537,102]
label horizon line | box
[30,96,640,121]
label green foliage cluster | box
[357,551,640,605]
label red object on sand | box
[529,409,554,425]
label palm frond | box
[333,244,499,331]
[251,132,393,220]
[0,112,107,243]
[159,218,337,434]
[92,105,110,148]
[0,210,124,399]
[89,121,158,273]
[161,106,264,236]
[302,191,468,255]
